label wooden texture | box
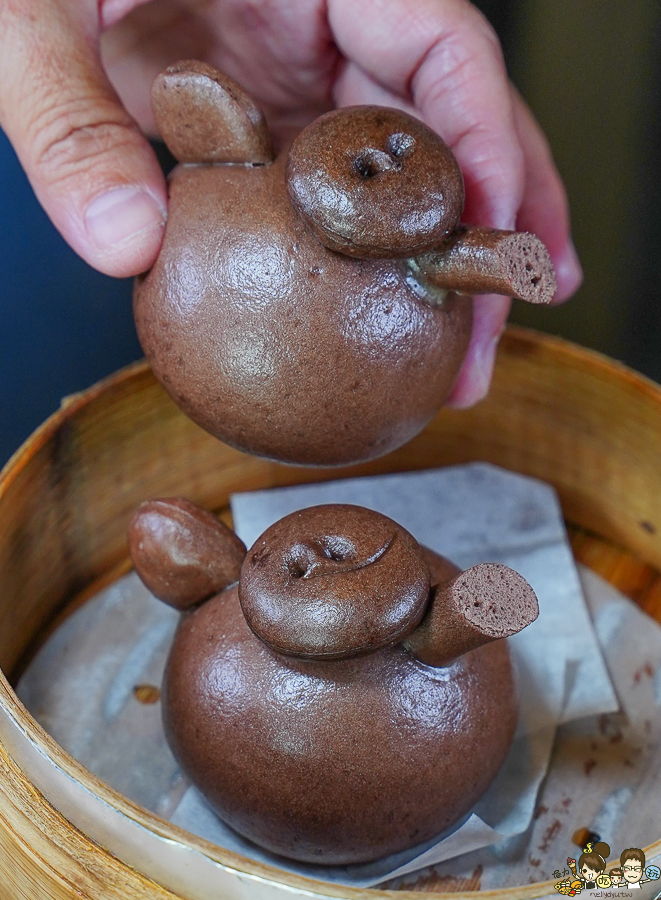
[0,326,660,899]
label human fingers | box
[332,32,514,409]
[445,294,511,408]
[329,0,527,408]
[511,87,582,303]
[333,58,421,115]
[0,0,166,277]
[333,48,513,409]
[445,86,583,407]
[328,0,525,231]
[441,85,580,406]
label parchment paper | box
[389,567,661,897]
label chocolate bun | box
[286,106,464,258]
[416,225,557,304]
[164,544,518,864]
[127,498,541,864]
[239,505,431,659]
[135,62,557,468]
[134,150,472,466]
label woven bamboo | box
[0,325,660,899]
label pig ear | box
[128,498,247,611]
[151,60,274,164]
[404,563,538,667]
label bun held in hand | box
[134,62,556,466]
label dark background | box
[1,1,660,466]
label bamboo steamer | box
[1,325,661,900]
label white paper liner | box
[393,567,661,897]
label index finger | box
[328,0,525,230]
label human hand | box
[0,0,581,404]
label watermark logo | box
[553,841,660,894]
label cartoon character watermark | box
[553,841,660,895]
[570,841,610,890]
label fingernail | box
[468,333,500,403]
[500,214,517,232]
[553,239,583,302]
[488,207,517,233]
[85,186,166,251]
[447,333,500,409]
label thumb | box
[0,0,166,277]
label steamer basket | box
[1,325,660,900]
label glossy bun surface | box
[163,547,517,864]
[239,504,431,658]
[286,106,464,258]
[134,154,472,466]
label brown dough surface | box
[417,226,557,304]
[286,106,464,258]
[405,561,539,666]
[134,154,472,466]
[163,547,517,864]
[239,504,431,659]
[151,60,273,164]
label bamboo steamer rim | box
[0,324,660,900]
